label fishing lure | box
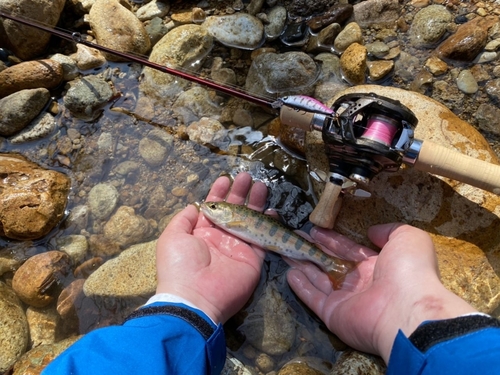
[272,95,335,115]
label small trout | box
[200,201,356,289]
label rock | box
[0,153,70,240]
[11,336,80,375]
[0,0,66,60]
[136,0,170,21]
[73,257,104,278]
[62,205,89,233]
[56,235,89,265]
[307,4,353,32]
[288,0,336,17]
[0,59,64,98]
[63,75,114,120]
[436,16,498,62]
[0,281,29,373]
[173,87,223,124]
[203,13,264,50]
[138,128,174,167]
[265,6,287,40]
[140,24,213,102]
[334,22,363,53]
[88,0,151,61]
[352,0,400,28]
[26,305,62,347]
[332,350,386,374]
[245,52,319,98]
[103,206,155,248]
[89,234,121,257]
[409,5,452,48]
[88,183,119,220]
[367,60,394,81]
[57,279,85,320]
[0,88,50,137]
[306,23,342,53]
[456,69,478,94]
[187,117,227,148]
[49,54,80,81]
[340,43,367,85]
[476,104,500,136]
[278,361,326,375]
[9,112,56,144]
[241,283,296,356]
[12,251,71,308]
[306,85,500,314]
[70,44,107,71]
[83,240,157,298]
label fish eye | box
[209,203,217,209]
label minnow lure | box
[272,95,335,115]
[200,201,356,289]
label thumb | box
[163,205,199,235]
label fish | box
[199,201,357,289]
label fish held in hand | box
[199,201,356,289]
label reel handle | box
[309,181,344,229]
[414,140,500,195]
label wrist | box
[375,283,478,362]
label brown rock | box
[332,350,386,374]
[73,257,104,278]
[26,305,62,347]
[0,0,66,60]
[89,235,122,257]
[0,60,64,98]
[0,154,70,240]
[57,279,85,320]
[436,16,499,62]
[11,336,80,375]
[12,251,71,308]
[340,43,367,85]
[0,281,29,373]
[88,0,151,62]
[103,206,155,248]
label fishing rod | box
[1,11,500,230]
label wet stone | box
[136,0,170,21]
[367,60,394,81]
[73,257,104,278]
[280,21,309,47]
[103,206,155,248]
[57,279,85,320]
[0,88,51,137]
[70,44,107,71]
[334,22,363,53]
[436,16,499,62]
[264,6,287,40]
[0,281,29,373]
[63,75,114,120]
[9,112,56,144]
[352,0,400,28]
[0,154,70,240]
[307,4,353,32]
[12,251,71,308]
[0,59,64,98]
[332,350,386,374]
[187,117,227,148]
[26,305,62,347]
[88,183,119,220]
[49,54,79,81]
[456,70,479,94]
[340,43,367,85]
[56,235,89,265]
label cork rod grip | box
[309,181,343,229]
[414,140,500,195]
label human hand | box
[287,223,478,362]
[155,172,268,325]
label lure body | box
[272,95,335,115]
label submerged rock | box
[203,13,264,50]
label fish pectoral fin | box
[225,221,247,229]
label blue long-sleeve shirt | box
[43,301,500,374]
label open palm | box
[156,172,268,324]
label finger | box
[205,175,232,202]
[287,269,328,316]
[226,172,253,204]
[285,258,333,295]
[310,227,377,262]
[246,180,268,212]
[366,223,405,249]
[163,205,199,235]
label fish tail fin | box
[326,259,357,290]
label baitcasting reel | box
[279,92,500,229]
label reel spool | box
[309,93,418,228]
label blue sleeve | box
[42,302,226,375]
[387,315,500,374]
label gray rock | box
[245,51,319,97]
[456,69,478,94]
[265,6,287,40]
[88,183,119,220]
[57,234,89,265]
[0,281,29,373]
[136,0,170,21]
[0,88,50,137]
[173,87,222,124]
[83,240,157,298]
[63,75,113,120]
[9,112,56,144]
[241,283,296,355]
[203,13,264,50]
[334,22,363,53]
[50,53,80,81]
[409,5,452,48]
[138,128,174,167]
[187,117,227,148]
[353,0,400,28]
